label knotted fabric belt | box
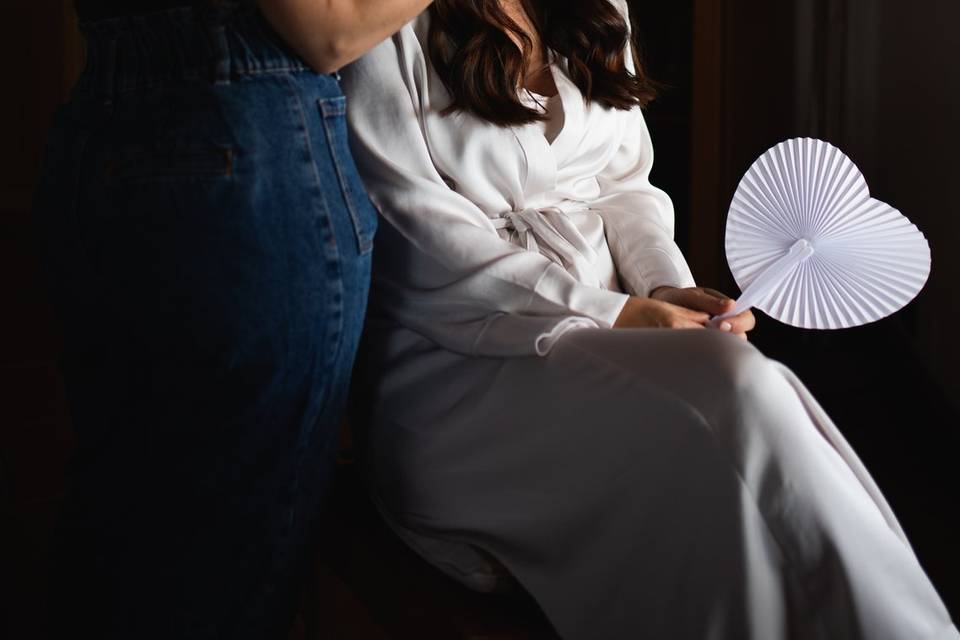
[491,207,603,288]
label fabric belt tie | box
[492,207,604,288]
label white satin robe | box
[340,4,960,638]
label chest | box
[420,65,629,211]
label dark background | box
[2,1,958,637]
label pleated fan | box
[716,138,931,329]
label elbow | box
[310,36,352,73]
[307,34,367,74]
[258,1,359,74]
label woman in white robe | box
[339,1,960,637]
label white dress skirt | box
[358,325,959,640]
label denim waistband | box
[76,2,316,102]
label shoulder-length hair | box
[426,0,657,127]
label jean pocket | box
[105,145,234,182]
[317,96,377,256]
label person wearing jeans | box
[34,1,430,637]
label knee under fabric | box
[373,493,521,595]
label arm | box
[591,107,697,297]
[597,121,755,336]
[257,0,433,73]
[586,0,696,298]
[597,2,754,336]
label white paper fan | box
[716,138,931,329]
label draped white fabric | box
[341,1,694,357]
[341,1,960,638]
[491,206,606,289]
[357,326,959,640]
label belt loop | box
[200,1,233,86]
[99,34,118,111]
[209,21,231,85]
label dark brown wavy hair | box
[427,0,656,126]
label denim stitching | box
[318,98,374,255]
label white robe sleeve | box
[340,28,630,357]
[589,0,698,296]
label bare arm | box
[257,0,433,73]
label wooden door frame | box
[690,0,727,289]
[689,0,804,292]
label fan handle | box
[713,239,815,322]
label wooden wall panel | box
[690,0,798,291]
[0,1,82,216]
[629,0,694,254]
[690,0,726,287]
[1,3,82,637]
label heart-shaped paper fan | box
[717,138,931,329]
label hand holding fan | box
[715,138,931,329]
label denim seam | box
[285,81,346,383]
[318,98,373,255]
[280,72,346,546]
[234,66,309,76]
[250,74,343,609]
[99,66,312,99]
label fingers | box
[663,301,710,324]
[645,290,748,331]
[726,309,756,334]
[652,286,738,317]
[662,315,708,329]
[697,289,736,315]
[700,288,727,298]
[711,310,756,337]
[676,288,735,315]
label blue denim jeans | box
[33,4,376,638]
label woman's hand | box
[650,286,756,340]
[613,296,711,330]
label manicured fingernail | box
[720,322,733,332]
